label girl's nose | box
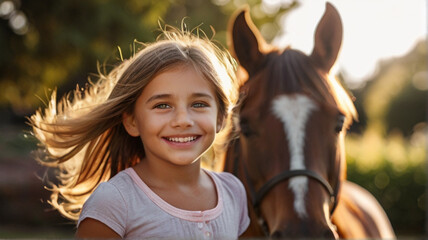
[171,108,194,128]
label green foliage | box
[345,108,425,237]
[347,155,426,236]
[386,82,426,136]
[343,39,426,237]
[0,0,297,114]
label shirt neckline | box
[124,168,223,222]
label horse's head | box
[226,3,357,238]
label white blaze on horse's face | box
[272,94,317,218]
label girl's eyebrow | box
[192,93,215,100]
[146,94,170,104]
[146,93,214,104]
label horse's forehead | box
[241,52,313,108]
[271,94,318,164]
[271,94,318,218]
[272,94,317,121]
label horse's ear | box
[310,2,343,72]
[228,6,266,74]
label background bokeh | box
[0,0,425,238]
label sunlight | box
[275,0,426,85]
[0,0,14,17]
[346,125,426,172]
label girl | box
[29,26,249,239]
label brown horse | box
[223,3,396,239]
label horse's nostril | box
[271,230,283,238]
[270,226,337,239]
[323,228,338,239]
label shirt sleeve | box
[77,182,127,237]
[236,176,250,236]
[216,171,251,236]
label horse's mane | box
[257,48,357,128]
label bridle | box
[231,138,341,236]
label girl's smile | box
[162,135,201,149]
[163,135,200,144]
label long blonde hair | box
[29,26,239,220]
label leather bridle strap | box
[232,138,338,215]
[252,169,336,212]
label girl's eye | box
[193,102,208,108]
[154,103,170,109]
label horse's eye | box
[335,114,346,133]
[240,118,254,137]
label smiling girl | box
[29,26,249,239]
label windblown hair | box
[29,26,239,220]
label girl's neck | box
[133,158,202,189]
[132,157,218,212]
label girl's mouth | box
[164,136,199,143]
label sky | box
[273,0,427,88]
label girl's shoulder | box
[108,168,135,185]
[206,170,245,193]
[206,170,250,235]
[78,170,137,236]
[85,168,136,204]
[85,169,134,202]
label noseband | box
[232,139,340,235]
[252,169,338,212]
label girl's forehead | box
[139,65,217,100]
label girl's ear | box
[122,112,140,137]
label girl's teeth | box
[168,137,196,143]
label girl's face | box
[123,65,220,167]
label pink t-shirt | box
[78,168,250,239]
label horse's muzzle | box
[270,224,338,239]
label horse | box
[223,3,396,238]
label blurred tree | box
[384,41,426,136]
[348,39,426,137]
[344,39,427,236]
[0,0,298,116]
